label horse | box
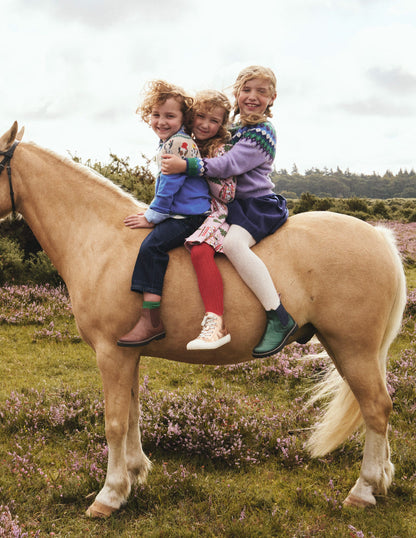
[0,122,407,517]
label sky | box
[2,0,415,175]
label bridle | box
[0,141,19,218]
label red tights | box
[190,243,224,316]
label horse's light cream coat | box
[0,122,407,516]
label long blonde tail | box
[305,225,407,457]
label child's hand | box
[124,212,154,229]
[161,154,187,174]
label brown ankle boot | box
[117,307,166,347]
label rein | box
[0,141,19,218]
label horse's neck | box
[16,143,140,281]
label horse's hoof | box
[86,500,117,518]
[343,494,375,508]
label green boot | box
[252,303,298,358]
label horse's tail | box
[305,225,407,457]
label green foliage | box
[0,232,62,285]
[25,251,63,286]
[0,217,41,256]
[72,152,156,205]
[0,236,24,284]
[372,200,389,219]
[346,197,369,213]
[292,193,415,222]
[292,192,319,214]
[273,166,416,199]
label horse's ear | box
[16,126,25,141]
[0,121,18,151]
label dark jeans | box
[131,214,206,296]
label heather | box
[0,222,415,536]
[0,284,71,325]
[381,221,416,268]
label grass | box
[0,223,415,537]
[406,267,416,289]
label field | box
[0,222,415,537]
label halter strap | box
[0,141,19,218]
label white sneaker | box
[186,313,231,350]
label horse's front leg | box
[126,357,152,485]
[86,348,140,518]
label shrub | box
[408,210,416,223]
[0,237,25,284]
[75,153,156,205]
[373,200,390,219]
[292,192,318,214]
[25,251,62,286]
[0,238,61,286]
[346,197,369,212]
[313,198,332,211]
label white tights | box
[222,225,280,311]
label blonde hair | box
[192,90,231,158]
[232,65,277,126]
[136,80,194,134]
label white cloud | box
[367,66,416,94]
[1,0,415,174]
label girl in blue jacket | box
[117,80,211,347]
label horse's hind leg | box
[344,428,393,507]
[342,359,393,507]
[126,357,152,485]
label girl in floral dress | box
[184,90,236,350]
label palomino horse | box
[0,122,406,516]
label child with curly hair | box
[117,80,211,347]
[184,90,236,350]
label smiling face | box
[192,105,225,142]
[150,97,183,141]
[237,77,276,118]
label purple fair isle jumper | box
[186,121,277,199]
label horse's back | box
[146,211,402,364]
[73,210,402,366]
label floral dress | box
[185,145,236,253]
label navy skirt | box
[226,194,289,243]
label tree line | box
[273,166,416,199]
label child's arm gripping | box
[161,154,186,174]
[162,139,266,179]
[170,123,276,180]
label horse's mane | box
[26,141,148,209]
